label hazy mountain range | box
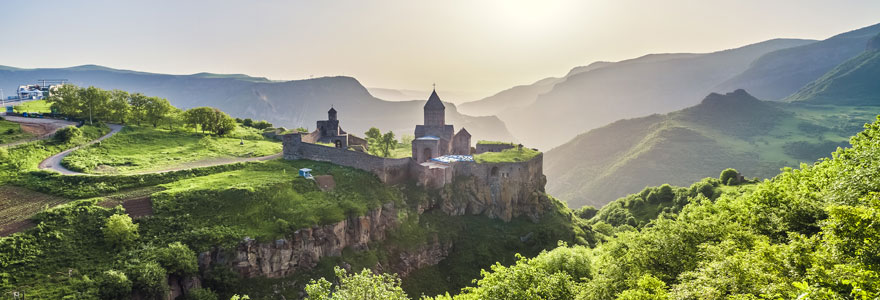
[459,23,880,151]
[0,66,514,142]
[545,31,880,208]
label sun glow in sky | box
[1,0,879,102]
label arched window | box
[334,140,343,148]
[491,166,499,177]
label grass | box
[389,143,412,158]
[61,125,282,174]
[474,146,541,163]
[0,119,33,144]
[12,99,53,114]
[147,159,403,241]
[476,140,515,145]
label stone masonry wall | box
[475,143,515,154]
[283,133,412,185]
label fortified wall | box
[282,133,412,184]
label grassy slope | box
[786,49,880,105]
[61,125,281,174]
[474,147,540,163]
[546,90,875,209]
[0,119,33,144]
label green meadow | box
[62,125,282,174]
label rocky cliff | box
[198,160,550,287]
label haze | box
[2,0,879,102]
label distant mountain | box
[457,61,612,117]
[545,89,873,208]
[0,65,514,142]
[492,38,814,149]
[786,33,880,105]
[715,22,880,100]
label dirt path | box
[0,116,78,148]
[38,124,124,175]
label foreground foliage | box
[309,115,880,299]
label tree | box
[97,270,132,300]
[108,90,131,123]
[46,84,81,116]
[252,120,273,130]
[144,96,173,128]
[154,242,198,276]
[103,214,139,249]
[720,168,739,185]
[242,118,254,127]
[128,93,150,125]
[183,107,236,136]
[305,267,408,300]
[379,131,398,157]
[127,261,168,297]
[400,134,414,146]
[79,86,111,124]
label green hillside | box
[545,89,876,209]
[786,35,880,105]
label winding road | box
[35,124,282,175]
[38,124,124,175]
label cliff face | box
[199,158,548,281]
[200,203,398,278]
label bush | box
[103,214,139,249]
[154,242,198,276]
[97,270,133,300]
[185,288,219,300]
[5,128,14,134]
[719,168,739,186]
[55,126,83,143]
[128,261,168,297]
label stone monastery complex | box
[282,90,544,190]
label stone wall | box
[283,133,413,185]
[475,143,515,154]
[441,154,547,221]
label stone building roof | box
[425,90,445,110]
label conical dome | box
[425,90,445,110]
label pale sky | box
[2,0,879,102]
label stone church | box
[412,89,471,163]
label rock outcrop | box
[200,202,398,278]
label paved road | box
[38,124,124,175]
[0,116,77,148]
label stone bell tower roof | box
[425,89,445,110]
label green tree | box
[379,131,398,157]
[97,269,132,300]
[103,214,139,249]
[305,267,409,300]
[252,120,273,130]
[720,168,739,185]
[108,89,131,123]
[154,242,198,276]
[46,84,81,116]
[184,107,236,135]
[127,261,168,298]
[144,96,173,128]
[79,86,111,124]
[128,93,150,125]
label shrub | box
[5,128,14,134]
[103,214,139,249]
[97,269,133,300]
[185,288,219,300]
[719,168,739,186]
[154,242,198,276]
[55,126,83,143]
[128,261,168,297]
